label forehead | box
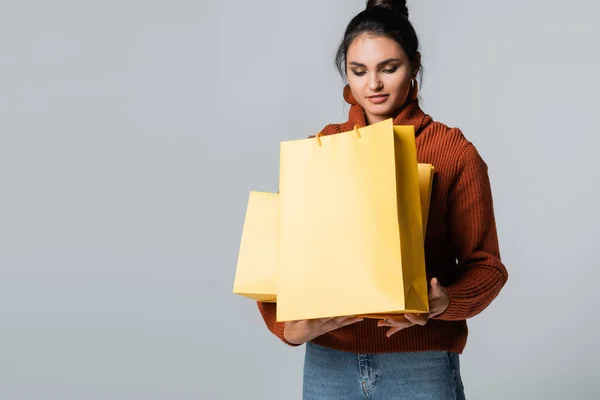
[346,34,407,64]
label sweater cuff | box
[432,266,507,321]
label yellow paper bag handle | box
[315,125,361,146]
[315,131,323,146]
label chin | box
[365,106,395,118]
[365,100,404,117]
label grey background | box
[1,0,598,399]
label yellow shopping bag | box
[418,163,435,234]
[232,165,434,307]
[276,119,429,322]
[232,191,278,302]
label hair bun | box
[366,0,409,18]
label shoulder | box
[418,119,491,183]
[424,119,487,158]
[432,122,490,186]
[423,120,471,152]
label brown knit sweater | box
[257,98,508,354]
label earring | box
[343,84,357,105]
[409,78,419,101]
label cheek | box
[385,74,411,97]
[347,75,364,92]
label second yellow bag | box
[277,119,428,322]
[232,165,434,308]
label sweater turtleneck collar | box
[321,86,432,137]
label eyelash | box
[352,67,398,77]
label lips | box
[367,94,389,104]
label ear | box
[412,52,422,79]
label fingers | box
[429,277,450,317]
[377,314,430,337]
[385,325,408,338]
[404,313,428,326]
[340,317,364,327]
[429,277,443,298]
[377,318,403,327]
[321,316,363,333]
[313,317,337,326]
[427,298,444,318]
[377,317,415,338]
[288,317,340,331]
[377,316,416,327]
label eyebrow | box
[348,58,403,68]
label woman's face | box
[346,34,417,125]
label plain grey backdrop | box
[1,0,599,398]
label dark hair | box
[335,0,421,80]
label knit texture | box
[257,98,508,354]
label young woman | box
[257,1,508,398]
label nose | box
[368,72,383,91]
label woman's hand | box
[284,316,364,345]
[378,277,450,337]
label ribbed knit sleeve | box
[256,302,302,347]
[435,143,508,321]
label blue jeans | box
[303,342,466,400]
